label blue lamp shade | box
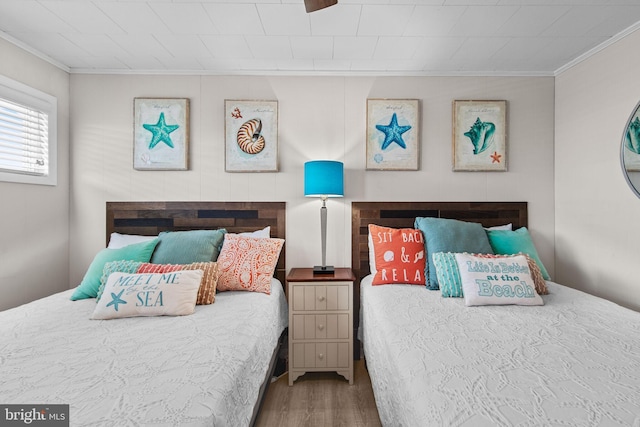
[304,161,344,197]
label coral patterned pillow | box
[216,235,284,294]
[368,224,426,285]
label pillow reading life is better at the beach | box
[455,253,543,307]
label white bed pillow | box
[455,253,543,307]
[239,226,270,238]
[92,270,202,319]
[107,232,157,249]
[485,223,512,231]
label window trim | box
[0,74,57,186]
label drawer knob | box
[318,324,324,330]
[318,353,324,360]
[318,296,326,302]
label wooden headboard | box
[106,201,286,284]
[351,201,527,358]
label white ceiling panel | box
[245,35,293,60]
[497,6,571,37]
[257,4,311,36]
[451,6,520,37]
[0,0,638,75]
[96,2,171,35]
[290,36,333,59]
[333,36,378,60]
[202,4,263,36]
[39,1,123,35]
[199,35,253,59]
[149,3,217,35]
[0,1,74,33]
[357,5,415,37]
[404,6,467,37]
[310,5,361,36]
[373,36,423,60]
[153,35,212,59]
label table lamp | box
[304,160,344,274]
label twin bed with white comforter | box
[0,201,288,426]
[353,202,640,427]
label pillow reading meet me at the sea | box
[91,270,203,320]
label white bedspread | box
[360,275,640,427]
[0,279,288,427]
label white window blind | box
[0,74,56,186]
[0,97,49,176]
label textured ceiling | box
[1,0,639,75]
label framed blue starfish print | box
[453,100,507,172]
[366,99,419,170]
[134,98,189,170]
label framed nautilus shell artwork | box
[225,100,278,172]
[453,100,507,172]
[366,99,420,171]
[133,98,189,170]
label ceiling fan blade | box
[304,0,338,13]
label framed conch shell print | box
[225,100,278,172]
[134,98,189,170]
[453,100,507,172]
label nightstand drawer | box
[292,314,350,340]
[291,283,350,311]
[291,342,350,369]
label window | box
[0,74,57,186]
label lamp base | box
[313,265,335,275]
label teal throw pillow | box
[70,239,159,301]
[150,229,227,264]
[432,252,464,297]
[414,217,493,290]
[485,227,550,280]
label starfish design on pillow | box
[106,289,127,312]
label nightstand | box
[287,267,354,386]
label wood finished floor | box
[255,359,382,427]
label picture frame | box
[366,99,419,171]
[225,100,278,172]
[133,98,189,170]
[453,100,507,172]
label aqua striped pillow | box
[431,252,464,297]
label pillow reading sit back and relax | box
[91,270,203,320]
[70,239,159,301]
[367,224,425,285]
[414,217,493,290]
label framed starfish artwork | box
[225,100,278,172]
[453,100,507,172]
[133,98,189,170]
[366,99,420,170]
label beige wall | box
[0,38,70,311]
[70,74,555,287]
[555,29,640,311]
